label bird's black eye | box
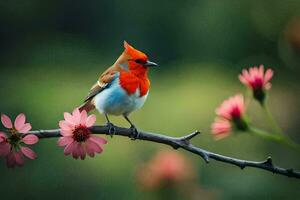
[135,59,145,64]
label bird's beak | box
[144,60,158,67]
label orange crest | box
[124,41,148,61]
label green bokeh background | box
[0,0,300,199]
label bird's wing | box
[83,65,121,102]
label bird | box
[79,41,158,139]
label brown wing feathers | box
[78,65,121,113]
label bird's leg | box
[123,115,139,140]
[105,114,115,137]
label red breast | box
[119,69,150,97]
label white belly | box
[94,79,148,116]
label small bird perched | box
[79,41,158,138]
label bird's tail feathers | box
[78,101,95,113]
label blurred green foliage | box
[0,0,300,199]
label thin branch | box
[28,125,300,179]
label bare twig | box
[28,125,300,179]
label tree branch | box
[28,125,300,179]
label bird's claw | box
[106,122,116,138]
[130,125,139,140]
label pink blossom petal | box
[90,135,107,146]
[86,139,103,153]
[216,104,232,120]
[80,110,88,126]
[78,144,86,160]
[258,65,264,78]
[211,118,231,140]
[235,94,244,112]
[1,114,12,129]
[57,136,74,146]
[22,134,39,145]
[241,69,251,82]
[265,83,272,90]
[85,142,95,157]
[0,142,10,156]
[0,132,7,139]
[6,152,16,168]
[238,74,248,85]
[59,120,74,136]
[72,108,81,124]
[249,67,256,78]
[15,151,24,167]
[86,114,96,127]
[18,123,32,134]
[14,113,26,131]
[64,112,76,125]
[59,120,73,131]
[21,147,37,160]
[64,141,75,155]
[72,108,81,117]
[72,142,81,159]
[60,129,73,137]
[264,69,274,85]
[0,132,6,143]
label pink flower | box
[216,94,245,120]
[0,113,39,168]
[239,65,274,102]
[211,118,231,140]
[0,132,10,157]
[137,150,195,190]
[58,108,107,160]
[212,94,248,139]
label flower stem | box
[248,126,281,142]
[262,101,283,135]
[280,135,300,151]
[248,126,300,152]
[261,101,300,151]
